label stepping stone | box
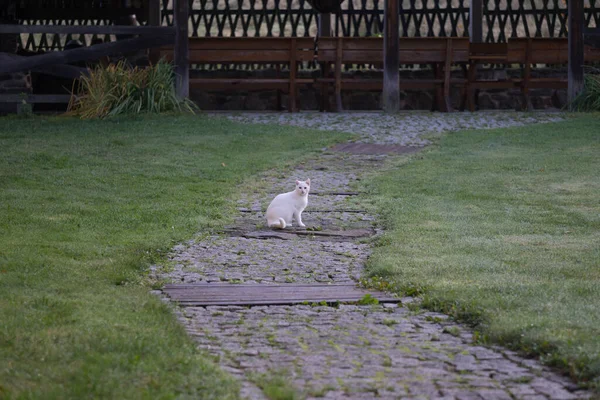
[330,143,421,155]
[226,228,374,241]
[162,283,399,306]
[237,209,367,213]
[308,191,362,196]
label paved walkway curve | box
[152,112,592,400]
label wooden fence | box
[14,0,600,51]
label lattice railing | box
[15,0,600,51]
[162,0,600,41]
[18,21,116,51]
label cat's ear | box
[296,180,300,185]
[306,179,311,186]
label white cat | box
[266,179,311,229]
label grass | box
[367,115,600,390]
[0,115,350,399]
[249,371,303,400]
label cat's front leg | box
[295,211,306,228]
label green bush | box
[571,68,600,111]
[68,59,196,119]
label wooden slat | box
[0,53,89,79]
[469,0,483,43]
[187,37,315,50]
[307,192,362,196]
[469,81,516,90]
[0,24,175,36]
[507,38,569,63]
[162,283,399,306]
[176,298,399,306]
[174,0,189,99]
[330,143,420,155]
[505,38,600,63]
[164,283,358,289]
[0,94,71,103]
[585,46,600,62]
[0,34,174,75]
[315,38,469,63]
[238,228,373,241]
[161,50,315,64]
[148,0,163,64]
[317,49,379,63]
[569,0,585,107]
[190,79,313,91]
[16,8,145,20]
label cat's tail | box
[268,218,286,229]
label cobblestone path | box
[152,112,592,399]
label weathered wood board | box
[330,143,420,155]
[162,283,399,306]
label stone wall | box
[190,67,568,111]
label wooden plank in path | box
[162,283,399,306]
[330,143,420,155]
[223,228,374,242]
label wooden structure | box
[466,36,600,111]
[160,36,469,112]
[162,283,400,306]
[160,37,316,112]
[316,37,469,112]
[1,0,599,112]
[0,0,186,106]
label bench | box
[465,43,510,111]
[160,37,315,111]
[510,38,600,109]
[315,37,470,112]
[467,38,600,111]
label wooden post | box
[319,13,331,112]
[383,0,399,112]
[319,13,331,37]
[469,0,483,43]
[174,0,189,99]
[568,0,584,108]
[467,0,483,111]
[148,0,162,64]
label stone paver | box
[153,111,593,399]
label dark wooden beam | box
[469,0,483,43]
[584,27,600,36]
[0,52,90,79]
[0,24,175,36]
[383,0,400,112]
[32,64,89,80]
[148,0,163,64]
[319,13,332,37]
[584,27,600,48]
[0,94,71,104]
[318,13,332,111]
[0,35,174,76]
[16,8,146,20]
[174,0,190,99]
[568,0,584,108]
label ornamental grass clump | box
[68,60,196,119]
[571,68,600,112]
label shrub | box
[68,59,196,119]
[570,68,600,112]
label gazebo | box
[0,0,597,112]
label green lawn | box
[0,115,350,399]
[367,116,600,389]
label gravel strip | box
[218,111,565,145]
